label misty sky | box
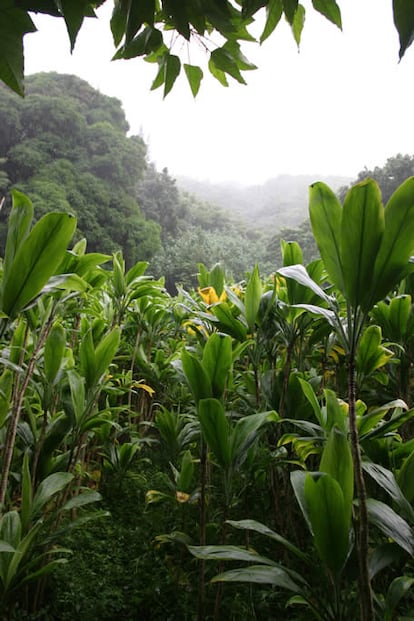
[24,1,414,184]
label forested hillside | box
[0,73,271,290]
[177,173,352,229]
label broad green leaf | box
[363,462,414,522]
[244,264,262,331]
[230,411,278,467]
[292,304,337,328]
[371,177,414,309]
[184,63,203,97]
[398,449,414,503]
[3,190,33,277]
[298,378,325,427]
[124,0,155,42]
[94,327,121,384]
[164,54,181,98]
[20,453,32,533]
[356,325,393,377]
[0,369,13,427]
[79,326,96,390]
[368,542,405,579]
[290,470,313,534]
[211,565,303,593]
[208,56,229,86]
[389,294,411,339]
[312,0,342,28]
[260,0,283,43]
[385,576,414,621]
[177,450,194,493]
[358,399,408,437]
[324,388,347,432]
[227,519,309,561]
[110,0,127,46]
[58,0,95,52]
[62,490,102,511]
[277,264,331,304]
[1,212,77,319]
[320,426,353,525]
[44,322,66,385]
[31,472,73,517]
[0,4,36,95]
[291,3,305,46]
[198,398,231,468]
[210,48,246,85]
[67,369,86,423]
[188,544,275,566]
[341,179,384,309]
[212,302,247,341]
[202,333,232,399]
[309,181,345,295]
[366,498,414,555]
[304,473,350,573]
[181,349,212,403]
[393,0,414,59]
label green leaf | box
[366,498,414,555]
[227,519,308,561]
[110,0,127,46]
[304,473,350,573]
[398,449,414,503]
[124,0,155,42]
[309,181,345,296]
[319,426,353,525]
[1,212,77,319]
[363,462,414,523]
[291,3,305,46]
[356,325,393,377]
[260,0,283,43]
[58,0,96,52]
[230,411,278,468]
[210,48,246,85]
[371,177,414,308]
[0,3,36,95]
[67,369,85,422]
[31,472,73,517]
[212,565,303,593]
[340,179,384,310]
[393,0,414,59]
[20,453,32,534]
[212,302,247,341]
[164,53,181,98]
[312,0,342,28]
[177,450,194,493]
[188,544,275,566]
[283,0,299,24]
[3,190,33,279]
[244,264,262,331]
[198,398,231,468]
[44,322,66,385]
[94,327,121,385]
[208,56,229,87]
[181,349,212,403]
[277,264,331,304]
[62,489,102,510]
[385,576,414,621]
[202,333,232,399]
[298,378,325,427]
[184,63,203,97]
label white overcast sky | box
[24,0,414,184]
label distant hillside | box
[177,174,352,230]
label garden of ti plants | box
[2,2,414,620]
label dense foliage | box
[2,1,414,97]
[1,173,414,620]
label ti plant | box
[277,177,414,621]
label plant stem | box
[348,357,375,621]
[0,316,53,512]
[198,438,207,621]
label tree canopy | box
[3,1,414,97]
[0,72,160,265]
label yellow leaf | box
[176,491,190,504]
